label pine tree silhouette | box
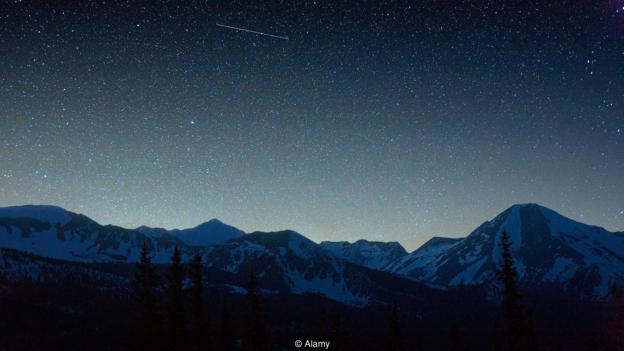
[244,273,269,351]
[386,301,403,351]
[166,246,186,350]
[132,243,163,351]
[189,252,207,351]
[498,230,538,351]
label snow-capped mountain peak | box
[386,203,624,299]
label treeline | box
[132,245,266,351]
[131,244,375,351]
[131,232,622,351]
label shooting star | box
[216,23,289,40]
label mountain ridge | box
[2,203,624,301]
[320,239,407,270]
[386,203,624,299]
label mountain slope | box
[0,231,450,307]
[0,205,443,306]
[320,239,407,270]
[206,230,367,305]
[0,248,128,289]
[387,204,624,299]
[206,230,438,305]
[0,205,192,263]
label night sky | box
[1,0,623,250]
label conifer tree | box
[498,230,537,351]
[166,246,186,350]
[387,301,403,351]
[189,252,207,351]
[132,243,162,351]
[244,273,269,351]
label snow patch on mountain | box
[543,257,578,283]
[320,239,407,270]
[386,237,459,278]
[288,269,368,306]
[449,256,488,286]
[205,231,374,305]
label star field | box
[1,0,623,250]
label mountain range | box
[1,203,623,304]
[0,205,240,263]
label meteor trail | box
[216,23,289,40]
